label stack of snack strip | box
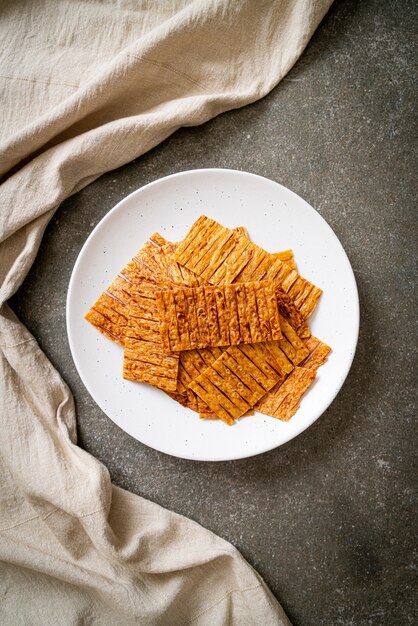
[85,216,331,425]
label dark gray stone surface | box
[11,1,417,624]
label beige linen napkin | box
[0,1,332,623]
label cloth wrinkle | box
[0,338,36,349]
[130,54,204,88]
[185,582,263,625]
[0,74,80,89]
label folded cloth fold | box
[0,0,332,623]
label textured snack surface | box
[173,215,322,320]
[155,281,282,351]
[255,337,331,419]
[189,342,294,424]
[123,285,179,392]
[85,233,169,345]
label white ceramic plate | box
[67,169,359,461]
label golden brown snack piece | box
[199,408,254,419]
[155,281,282,351]
[85,234,169,345]
[173,216,321,321]
[166,391,189,408]
[168,348,222,416]
[149,232,168,248]
[176,345,248,417]
[168,387,217,417]
[167,389,204,413]
[123,285,179,392]
[255,336,331,419]
[273,249,297,271]
[176,348,224,393]
[199,411,218,420]
[120,241,168,285]
[278,317,310,365]
[189,342,293,424]
[160,242,206,287]
[173,216,250,284]
[148,224,250,290]
[232,225,250,240]
[255,367,316,421]
[274,250,307,330]
[275,289,304,329]
[84,291,129,346]
[297,320,311,340]
[301,336,332,371]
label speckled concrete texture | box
[10,1,417,624]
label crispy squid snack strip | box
[84,291,129,346]
[199,408,255,419]
[121,240,168,285]
[278,317,310,365]
[214,288,229,346]
[174,287,191,349]
[205,287,222,347]
[255,336,331,420]
[245,283,262,343]
[189,342,293,423]
[155,282,282,351]
[275,289,304,329]
[234,283,252,344]
[232,226,250,239]
[297,321,311,340]
[301,336,332,371]
[224,285,241,344]
[168,349,221,420]
[123,285,179,392]
[265,285,282,338]
[85,233,169,345]
[176,347,223,394]
[149,233,167,247]
[161,242,206,287]
[174,217,251,283]
[194,286,211,347]
[253,282,272,342]
[162,227,248,288]
[256,368,316,421]
[275,249,312,337]
[166,390,211,415]
[273,249,297,271]
[173,216,321,321]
